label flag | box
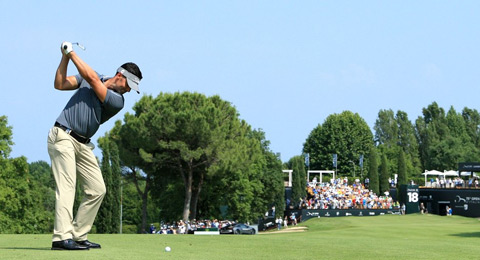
[305,153,310,167]
[333,154,337,168]
[359,154,364,169]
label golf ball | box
[165,246,171,252]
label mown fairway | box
[0,214,479,260]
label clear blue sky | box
[1,1,479,164]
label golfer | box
[48,42,142,250]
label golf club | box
[72,42,86,51]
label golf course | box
[1,213,478,259]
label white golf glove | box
[61,41,73,55]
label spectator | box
[420,203,426,214]
[446,206,452,216]
[439,178,445,188]
[447,178,453,188]
[149,224,156,234]
[276,217,282,230]
[290,213,297,226]
[177,220,186,234]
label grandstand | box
[282,173,401,223]
[281,164,480,224]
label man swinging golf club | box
[48,41,142,250]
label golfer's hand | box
[61,41,73,56]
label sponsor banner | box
[458,162,480,172]
[453,194,480,212]
[419,188,480,217]
[299,209,401,221]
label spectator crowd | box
[149,219,238,234]
[426,177,480,188]
[293,177,398,210]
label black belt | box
[54,122,91,144]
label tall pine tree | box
[97,135,121,233]
[379,154,389,195]
[109,140,121,233]
[97,136,113,233]
[288,155,307,208]
[397,149,407,187]
[368,147,379,195]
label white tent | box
[443,170,459,177]
[422,170,479,187]
[422,170,455,186]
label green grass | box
[1,214,479,259]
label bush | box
[122,224,138,234]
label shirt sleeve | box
[100,89,124,124]
[75,74,83,86]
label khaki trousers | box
[47,126,106,242]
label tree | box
[96,134,121,233]
[96,136,113,233]
[379,154,389,195]
[287,155,307,208]
[192,123,265,222]
[109,138,122,233]
[28,161,55,190]
[194,127,284,223]
[462,108,480,148]
[416,103,480,171]
[397,149,407,187]
[444,107,479,167]
[28,160,55,231]
[368,147,379,195]
[109,117,154,233]
[120,179,143,228]
[374,109,397,147]
[396,148,408,202]
[249,129,285,217]
[396,111,421,176]
[415,102,447,170]
[374,109,420,181]
[0,116,13,159]
[0,116,52,233]
[303,111,373,177]
[107,92,280,227]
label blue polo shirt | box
[55,73,124,138]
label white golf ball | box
[165,246,171,252]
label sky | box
[1,1,479,164]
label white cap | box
[117,67,140,93]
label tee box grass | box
[0,214,479,259]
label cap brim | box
[117,67,141,94]
[126,77,140,94]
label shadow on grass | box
[450,232,480,238]
[0,247,51,251]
